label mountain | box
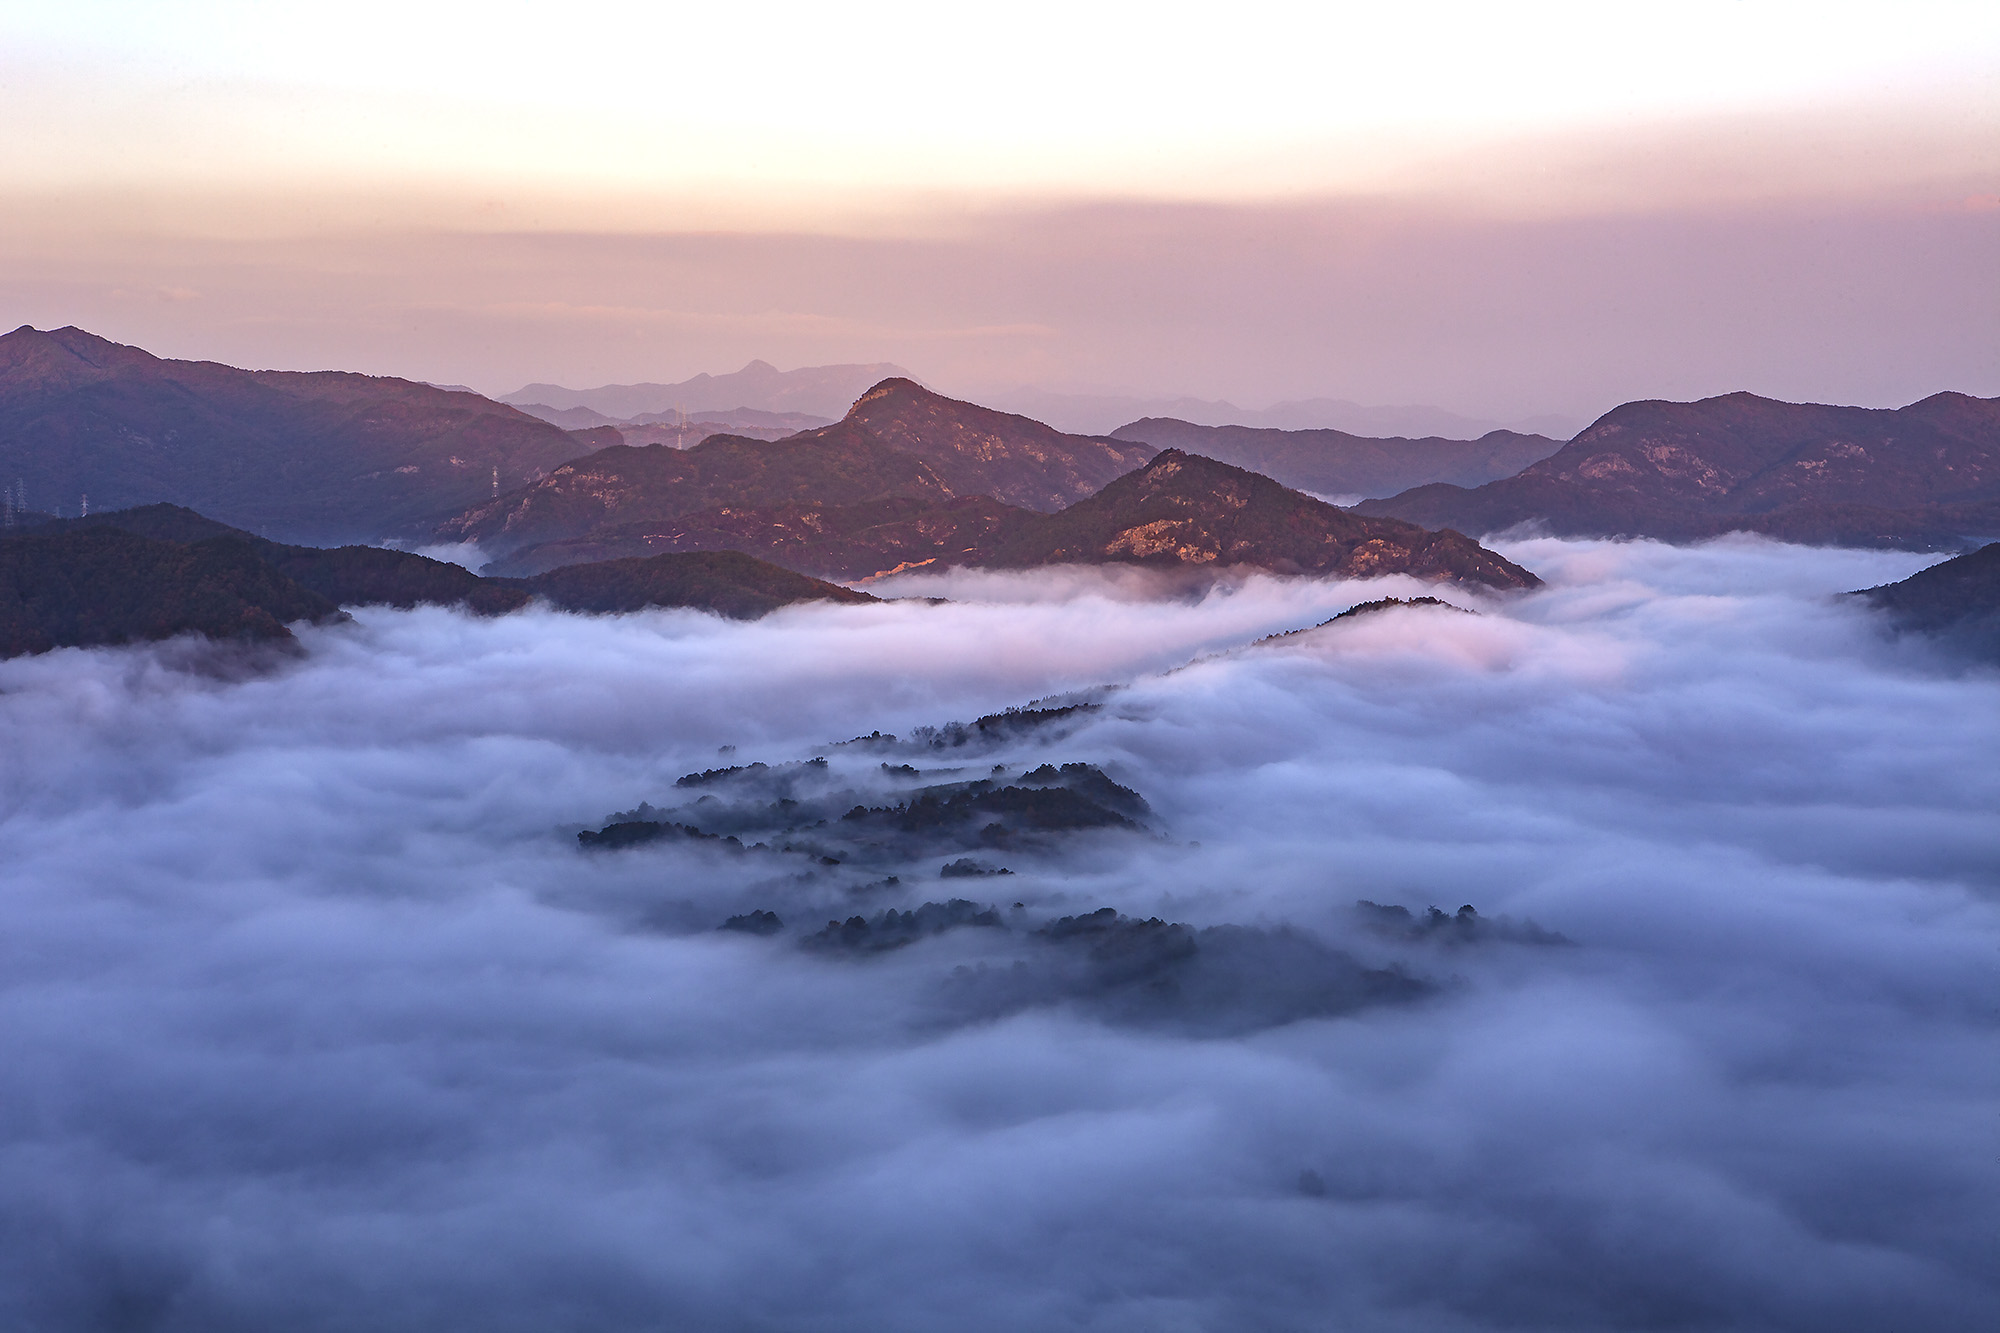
[0,525,342,658]
[1108,419,1563,499]
[483,495,1038,579]
[974,451,1538,587]
[1852,543,2000,658]
[1,504,874,657]
[30,504,531,615]
[434,422,958,556]
[981,386,1581,440]
[513,403,624,429]
[1356,392,2000,550]
[517,550,876,619]
[0,325,598,544]
[439,379,1157,562]
[482,452,1540,591]
[836,379,1156,511]
[503,360,916,421]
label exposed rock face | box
[1357,391,2000,550]
[0,325,594,543]
[1109,417,1561,498]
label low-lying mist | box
[0,536,1993,1331]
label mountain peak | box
[844,376,931,415]
[0,323,160,388]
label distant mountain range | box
[9,326,1992,572]
[1356,392,2000,550]
[1110,420,1562,499]
[979,387,1582,441]
[0,325,600,544]
[443,381,1538,591]
[510,404,834,444]
[502,360,915,422]
[1,505,871,656]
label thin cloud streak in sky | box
[0,537,1995,1329]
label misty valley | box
[1,331,1997,1331]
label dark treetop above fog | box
[1357,391,2000,550]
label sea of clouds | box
[0,535,1994,1331]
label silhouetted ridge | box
[0,502,873,657]
[1109,417,1561,498]
[466,445,1539,591]
[1851,542,2000,658]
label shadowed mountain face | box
[485,451,1540,591]
[0,326,598,544]
[0,526,342,658]
[516,550,875,619]
[1356,392,2000,549]
[35,504,532,616]
[0,504,874,657]
[1853,542,2000,658]
[1109,418,1562,498]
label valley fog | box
[0,536,1994,1331]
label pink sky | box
[3,2,1995,420]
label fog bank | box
[0,537,1994,1330]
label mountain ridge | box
[0,325,596,544]
[1852,542,2000,658]
[2,503,874,657]
[1109,418,1562,499]
[478,450,1540,592]
[503,359,917,421]
[1356,390,2000,549]
[439,378,1158,557]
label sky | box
[1,539,1995,1329]
[2,1,1997,420]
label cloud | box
[0,537,1994,1330]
